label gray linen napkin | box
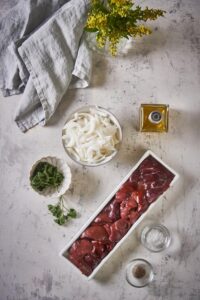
[0,0,71,96]
[0,0,92,132]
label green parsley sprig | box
[48,196,77,226]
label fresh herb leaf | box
[48,204,54,211]
[31,162,64,191]
[48,196,77,226]
[55,215,66,225]
[68,208,77,219]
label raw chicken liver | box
[67,155,175,276]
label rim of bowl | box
[61,105,123,167]
[125,258,154,288]
[29,156,71,197]
[140,224,171,253]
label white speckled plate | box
[29,156,71,198]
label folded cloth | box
[0,0,71,96]
[0,0,92,132]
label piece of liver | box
[67,155,175,276]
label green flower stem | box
[85,0,165,55]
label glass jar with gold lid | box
[140,104,169,132]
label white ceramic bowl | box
[29,156,71,197]
[62,105,123,167]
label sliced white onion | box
[62,108,120,164]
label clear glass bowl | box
[85,32,132,57]
[126,258,154,288]
[141,224,171,252]
[62,105,122,167]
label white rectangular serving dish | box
[59,150,179,280]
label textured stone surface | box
[0,0,200,299]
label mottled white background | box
[0,0,200,299]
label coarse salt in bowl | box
[62,106,122,167]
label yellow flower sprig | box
[85,0,165,55]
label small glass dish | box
[126,258,154,288]
[62,105,122,167]
[141,224,171,252]
[29,156,72,198]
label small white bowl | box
[62,105,123,167]
[29,156,71,198]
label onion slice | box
[62,108,120,164]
